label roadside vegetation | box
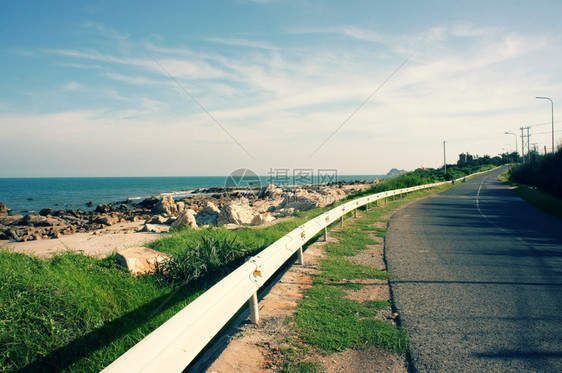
[281,184,454,372]
[0,208,327,373]
[0,160,500,372]
[500,148,562,220]
[0,251,203,372]
[509,148,562,199]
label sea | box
[0,175,384,215]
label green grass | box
[0,175,462,372]
[513,185,562,219]
[149,208,328,257]
[287,194,433,370]
[324,229,373,257]
[499,171,562,220]
[294,285,408,353]
[315,258,391,284]
[284,184,467,371]
[279,337,323,373]
[0,206,332,373]
[0,250,203,372]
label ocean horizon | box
[0,174,385,214]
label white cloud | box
[83,21,130,41]
[202,36,279,50]
[6,20,562,176]
[62,81,83,91]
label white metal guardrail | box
[103,170,497,372]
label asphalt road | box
[385,167,562,372]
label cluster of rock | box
[0,181,371,242]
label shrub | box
[510,149,562,198]
[154,235,248,286]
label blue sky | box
[1,0,562,177]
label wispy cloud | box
[62,81,83,91]
[102,72,172,87]
[83,21,130,41]
[48,49,152,69]
[203,36,279,50]
[4,18,561,175]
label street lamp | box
[535,96,554,153]
[505,131,518,158]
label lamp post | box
[505,131,518,160]
[536,96,554,153]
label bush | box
[510,149,562,198]
[154,235,248,286]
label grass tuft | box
[295,285,408,354]
[499,171,562,220]
[315,258,391,284]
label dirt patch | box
[207,240,327,373]
[320,346,406,373]
[344,280,389,303]
[350,241,384,270]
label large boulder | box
[115,247,171,276]
[147,215,168,225]
[275,207,295,218]
[257,184,283,199]
[217,198,257,226]
[0,202,8,215]
[280,191,320,211]
[39,208,53,216]
[91,213,120,227]
[94,203,111,213]
[195,201,220,226]
[139,223,163,233]
[37,217,67,227]
[170,209,198,230]
[137,196,160,210]
[251,212,276,226]
[151,194,178,216]
[19,214,49,226]
[0,214,23,226]
[280,188,341,211]
[252,197,285,213]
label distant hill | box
[386,168,406,178]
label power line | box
[148,53,255,160]
[306,50,416,160]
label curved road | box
[386,167,562,372]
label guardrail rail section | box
[103,169,496,372]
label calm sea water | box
[0,175,382,214]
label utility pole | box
[443,141,447,176]
[527,126,531,163]
[520,127,525,163]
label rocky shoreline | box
[0,180,376,243]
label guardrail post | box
[297,246,304,265]
[375,199,378,207]
[340,215,343,226]
[354,208,357,218]
[249,292,260,325]
[324,226,328,241]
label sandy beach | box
[0,220,168,258]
